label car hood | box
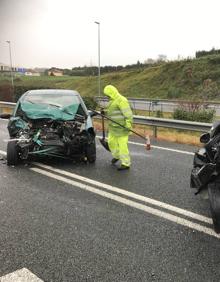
[20,101,81,121]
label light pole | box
[6,40,14,98]
[94,21,101,96]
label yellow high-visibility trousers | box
[108,132,131,167]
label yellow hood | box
[103,85,120,100]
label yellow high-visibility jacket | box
[104,85,133,136]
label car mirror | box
[88,110,97,117]
[200,133,210,143]
[0,113,12,119]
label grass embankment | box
[1,53,220,100]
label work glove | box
[100,108,106,116]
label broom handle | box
[93,110,147,141]
[101,115,105,139]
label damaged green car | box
[6,89,96,165]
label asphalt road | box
[0,119,220,282]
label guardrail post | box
[153,126,157,138]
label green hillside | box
[1,54,220,101]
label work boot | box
[111,158,119,164]
[117,165,130,171]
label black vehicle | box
[4,89,96,165]
[191,121,220,233]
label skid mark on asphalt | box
[30,165,219,239]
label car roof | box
[25,89,80,96]
[18,89,88,114]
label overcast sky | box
[0,0,220,69]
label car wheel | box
[208,180,220,233]
[7,141,19,166]
[85,138,96,163]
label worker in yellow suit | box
[103,85,133,170]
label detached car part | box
[6,89,96,165]
[190,121,220,233]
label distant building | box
[0,62,10,71]
[24,72,33,76]
[17,67,26,74]
[0,62,18,72]
[24,71,40,76]
[48,68,63,76]
[0,63,44,77]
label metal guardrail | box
[0,101,16,114]
[0,101,212,138]
[132,115,211,137]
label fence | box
[95,96,220,115]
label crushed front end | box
[8,115,94,161]
[7,90,96,164]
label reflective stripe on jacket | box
[104,85,133,136]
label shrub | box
[198,80,220,100]
[173,108,187,120]
[83,96,97,110]
[196,48,220,58]
[173,107,215,123]
[0,84,13,102]
[14,77,22,82]
[208,55,220,65]
[167,87,181,98]
[193,109,215,122]
[156,110,163,118]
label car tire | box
[208,179,220,233]
[86,138,96,163]
[7,141,19,166]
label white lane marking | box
[0,150,211,224]
[0,150,6,156]
[30,167,220,239]
[96,135,195,155]
[33,162,212,225]
[129,141,194,155]
[0,268,43,282]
